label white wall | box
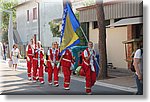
[16,1,38,44]
[89,22,128,69]
[16,0,63,47]
[106,27,128,69]
[0,12,2,42]
[40,1,63,47]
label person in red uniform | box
[26,38,35,80]
[46,46,53,85]
[33,41,44,84]
[61,48,74,90]
[54,42,60,86]
[47,42,59,86]
[82,41,97,94]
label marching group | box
[25,38,97,94]
[8,35,143,95]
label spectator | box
[10,44,20,71]
[133,41,143,95]
[3,42,7,60]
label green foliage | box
[83,0,96,6]
[0,0,17,43]
[49,21,61,37]
[0,0,17,30]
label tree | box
[83,0,95,6]
[96,0,108,79]
[0,0,17,43]
[49,21,61,37]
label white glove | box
[19,54,22,58]
[51,62,54,68]
[90,64,95,72]
[71,63,74,70]
[27,56,30,61]
[94,57,97,61]
[57,62,60,68]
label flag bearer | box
[82,41,97,94]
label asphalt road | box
[0,60,134,95]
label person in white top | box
[133,41,143,95]
[10,44,20,71]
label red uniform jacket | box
[82,48,95,67]
[27,45,33,58]
[49,48,59,61]
[34,48,44,63]
[61,49,73,68]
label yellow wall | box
[106,27,128,69]
[89,22,128,69]
[89,22,99,54]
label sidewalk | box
[99,68,136,88]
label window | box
[92,21,98,29]
[27,10,29,21]
[33,7,37,20]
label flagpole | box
[80,26,88,43]
[79,26,100,70]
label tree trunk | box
[96,0,108,79]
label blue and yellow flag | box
[60,3,80,55]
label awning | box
[107,17,143,27]
[122,38,142,44]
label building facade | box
[77,0,143,69]
[15,0,63,49]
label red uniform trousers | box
[39,61,44,82]
[47,61,59,85]
[62,66,71,88]
[27,56,33,78]
[33,58,38,81]
[53,65,59,85]
[82,63,96,93]
[47,61,53,83]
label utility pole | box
[96,0,108,79]
[35,0,40,41]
